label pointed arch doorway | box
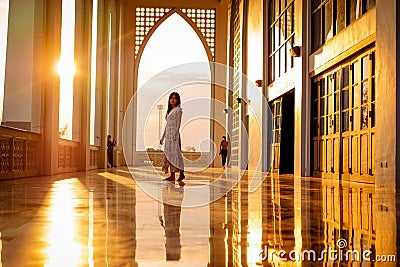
[128,7,218,167]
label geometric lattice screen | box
[135,7,216,60]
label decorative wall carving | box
[134,7,216,60]
[0,126,40,178]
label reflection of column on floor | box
[92,176,137,265]
[374,187,396,266]
[229,173,248,266]
[208,197,226,267]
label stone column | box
[74,0,93,170]
[292,0,311,177]
[375,0,399,264]
[42,0,62,175]
[97,0,108,168]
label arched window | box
[136,13,211,152]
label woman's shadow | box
[159,184,184,261]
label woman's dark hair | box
[222,136,226,140]
[167,92,181,114]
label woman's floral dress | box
[162,106,184,173]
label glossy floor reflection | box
[0,167,397,266]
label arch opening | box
[136,13,211,153]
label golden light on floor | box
[44,178,84,267]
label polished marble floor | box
[0,167,398,266]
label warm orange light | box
[44,178,83,266]
[55,60,76,77]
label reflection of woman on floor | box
[160,92,185,183]
[159,184,184,261]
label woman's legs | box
[221,150,227,167]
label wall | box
[246,0,263,171]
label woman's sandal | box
[177,172,185,182]
[163,176,175,182]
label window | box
[0,0,9,124]
[268,0,295,83]
[312,0,376,52]
[311,49,376,178]
[311,49,375,138]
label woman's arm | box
[173,109,183,140]
[160,127,166,145]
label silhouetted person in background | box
[107,135,116,168]
[219,136,228,168]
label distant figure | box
[160,92,185,183]
[107,135,116,168]
[219,136,229,168]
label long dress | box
[162,106,184,173]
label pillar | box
[375,0,399,263]
[43,0,62,175]
[97,0,108,168]
[74,0,93,170]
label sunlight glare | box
[45,179,83,267]
[58,0,76,140]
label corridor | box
[0,168,396,266]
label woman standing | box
[160,92,185,182]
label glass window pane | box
[320,117,325,135]
[371,52,375,75]
[342,111,349,132]
[0,0,9,124]
[352,85,359,107]
[371,78,375,101]
[361,106,368,129]
[59,0,76,140]
[335,114,339,133]
[281,0,286,13]
[312,0,322,11]
[320,98,325,116]
[335,72,340,91]
[291,4,295,34]
[362,81,368,104]
[327,95,332,115]
[352,62,359,84]
[343,66,349,87]
[320,79,326,96]
[313,118,319,136]
[349,0,362,23]
[361,56,369,80]
[337,0,346,31]
[269,0,275,24]
[334,92,340,112]
[327,76,333,95]
[324,0,333,41]
[352,108,359,130]
[371,103,375,127]
[312,10,322,51]
[342,89,349,109]
[363,0,376,13]
[312,81,319,100]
